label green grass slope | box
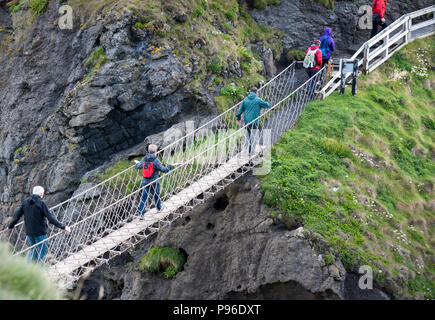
[261,36,435,299]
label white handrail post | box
[405,16,411,45]
[363,43,370,74]
[384,32,389,59]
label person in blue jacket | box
[319,27,335,67]
[236,87,270,155]
[134,144,176,216]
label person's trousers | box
[246,123,259,155]
[370,15,388,40]
[27,234,48,263]
[306,69,319,100]
[139,181,162,216]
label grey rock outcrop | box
[0,3,215,219]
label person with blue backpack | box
[318,27,335,67]
[134,144,177,216]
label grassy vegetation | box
[252,0,280,10]
[313,0,335,10]
[261,36,435,299]
[29,0,48,16]
[138,247,186,279]
[84,47,108,80]
[0,242,63,299]
[8,0,28,13]
[286,49,306,62]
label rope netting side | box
[0,63,296,257]
[11,66,324,286]
[46,67,325,284]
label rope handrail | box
[320,4,435,98]
[0,63,296,236]
[6,62,325,286]
[40,62,297,210]
[1,62,298,261]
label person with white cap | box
[8,186,71,263]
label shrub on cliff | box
[29,0,49,16]
[252,0,280,10]
[0,242,63,299]
[138,247,186,279]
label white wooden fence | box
[320,5,435,98]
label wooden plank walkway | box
[47,151,253,282]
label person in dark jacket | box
[236,87,270,155]
[8,186,71,263]
[371,0,388,43]
[134,144,175,216]
[319,27,335,67]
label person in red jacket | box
[303,39,323,99]
[304,39,323,75]
[371,0,388,41]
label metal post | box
[405,16,410,44]
[352,59,359,96]
[363,44,370,74]
[340,59,345,95]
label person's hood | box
[29,194,41,204]
[323,27,332,37]
[145,153,157,162]
[247,92,257,100]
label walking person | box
[319,27,335,67]
[236,87,270,156]
[134,144,176,216]
[370,0,388,46]
[8,186,71,264]
[303,39,323,100]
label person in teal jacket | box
[236,87,270,155]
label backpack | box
[320,36,330,58]
[303,48,319,69]
[142,161,154,178]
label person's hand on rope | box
[172,163,181,167]
[381,17,385,23]
[64,226,71,233]
[237,120,241,125]
[134,160,139,164]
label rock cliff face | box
[0,2,215,220]
[79,175,390,300]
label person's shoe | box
[157,205,166,212]
[255,145,265,153]
[241,149,249,157]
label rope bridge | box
[1,62,330,288]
